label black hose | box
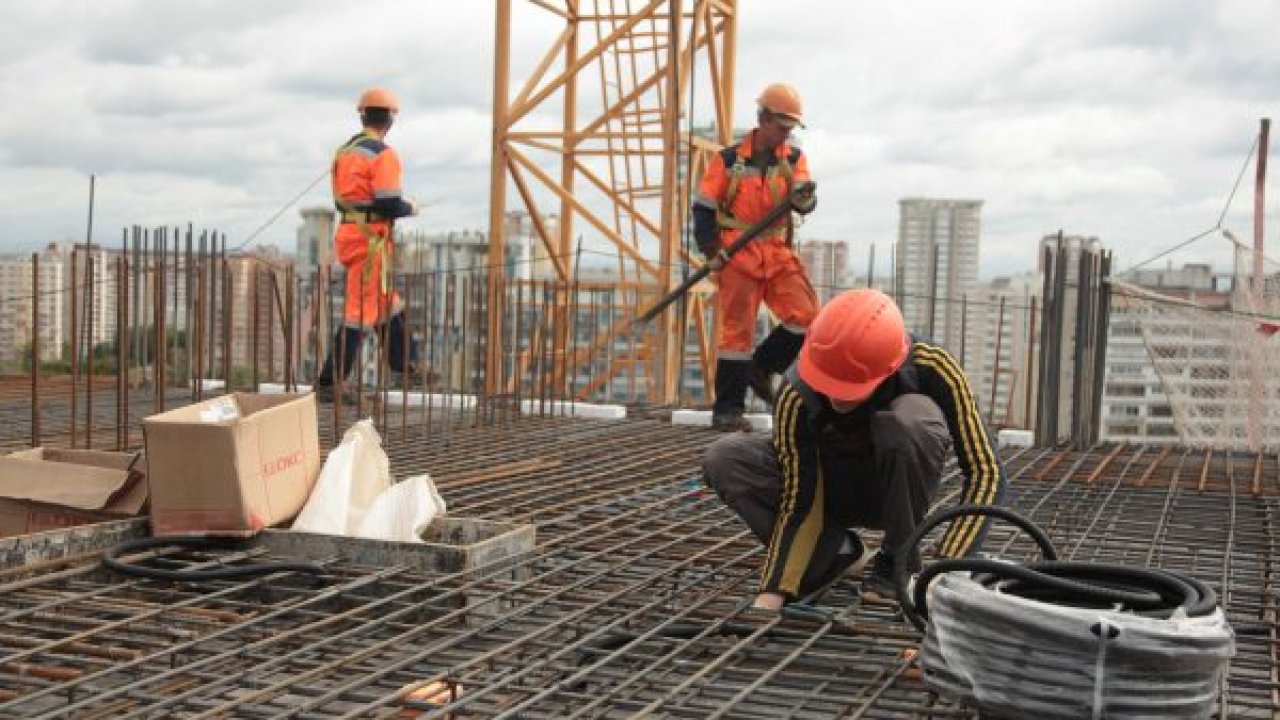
[896,504,1217,632]
[898,504,1233,719]
[102,535,327,582]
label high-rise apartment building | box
[796,239,851,305]
[52,243,121,352]
[0,249,64,368]
[895,198,982,350]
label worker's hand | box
[406,197,422,216]
[790,181,817,214]
[752,592,785,612]
[706,249,729,272]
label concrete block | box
[671,409,772,432]
[997,429,1035,448]
[518,400,626,419]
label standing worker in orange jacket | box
[693,83,820,431]
[315,86,422,403]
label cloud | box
[1,0,1278,287]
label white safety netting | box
[1113,244,1280,451]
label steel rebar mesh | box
[0,418,1274,718]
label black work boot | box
[746,363,775,407]
[711,358,751,431]
[315,382,369,405]
[749,327,805,409]
[862,550,919,603]
[315,327,365,401]
[803,529,867,595]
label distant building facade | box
[296,207,335,273]
[960,274,1041,429]
[796,239,851,305]
[895,198,982,350]
[0,249,64,368]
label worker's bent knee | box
[701,434,746,489]
[873,394,950,460]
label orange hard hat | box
[797,289,910,402]
[757,83,804,127]
[358,86,400,113]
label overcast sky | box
[2,0,1278,279]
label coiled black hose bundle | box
[898,505,1235,720]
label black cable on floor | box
[896,504,1219,631]
[102,535,327,582]
[897,504,1234,719]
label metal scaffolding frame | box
[486,0,738,403]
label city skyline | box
[1,1,1277,282]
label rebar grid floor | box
[0,416,1275,719]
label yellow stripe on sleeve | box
[914,344,1001,556]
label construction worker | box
[693,82,819,431]
[315,86,422,403]
[701,289,1007,611]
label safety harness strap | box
[332,133,393,295]
[716,146,800,243]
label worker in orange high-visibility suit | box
[315,86,422,404]
[693,83,820,431]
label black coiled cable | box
[896,504,1219,632]
[103,535,327,581]
[897,504,1233,719]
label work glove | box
[406,197,422,216]
[790,181,817,214]
[705,249,729,271]
[692,205,719,261]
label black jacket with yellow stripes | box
[761,336,1007,596]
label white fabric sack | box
[355,474,447,542]
[292,419,391,535]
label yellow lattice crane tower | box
[486,0,738,404]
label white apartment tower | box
[0,250,65,368]
[796,239,851,305]
[895,198,982,349]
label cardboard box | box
[0,448,148,538]
[143,393,321,537]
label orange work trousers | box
[716,237,818,359]
[336,225,401,328]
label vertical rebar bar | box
[1025,294,1038,432]
[85,251,94,449]
[989,296,1005,426]
[267,271,276,384]
[156,228,168,413]
[286,266,295,390]
[29,253,40,447]
[116,254,126,450]
[70,248,79,447]
[927,244,939,340]
[254,258,264,389]
[221,242,232,391]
